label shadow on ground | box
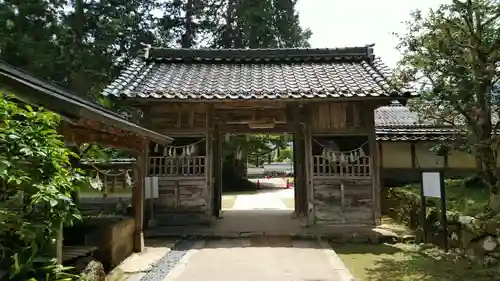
[197,237,321,249]
[222,185,290,195]
[333,243,499,281]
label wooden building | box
[0,61,172,259]
[103,46,412,227]
[375,102,476,185]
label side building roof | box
[0,61,173,147]
[375,101,459,141]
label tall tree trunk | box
[70,0,86,95]
[222,0,234,48]
[475,121,500,211]
[181,0,195,48]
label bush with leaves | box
[0,95,89,280]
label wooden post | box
[212,126,222,218]
[292,132,300,214]
[290,104,302,215]
[132,140,147,252]
[206,105,214,216]
[368,106,381,225]
[303,120,315,226]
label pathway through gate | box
[116,237,355,281]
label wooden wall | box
[309,102,369,133]
[380,141,479,185]
[313,178,373,224]
[138,100,379,227]
[308,101,378,226]
[156,177,209,213]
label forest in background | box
[0,0,311,100]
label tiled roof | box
[0,61,173,145]
[102,46,411,100]
[374,102,459,141]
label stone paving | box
[109,237,355,281]
[160,238,354,281]
[107,239,177,281]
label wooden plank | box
[62,246,98,262]
[353,103,360,127]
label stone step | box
[152,213,215,226]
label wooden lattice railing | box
[148,156,206,177]
[312,156,371,178]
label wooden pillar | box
[132,140,147,252]
[292,132,300,214]
[290,104,306,216]
[212,126,222,217]
[378,141,384,186]
[303,117,315,226]
[368,107,381,225]
[410,142,417,168]
[206,105,214,216]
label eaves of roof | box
[0,61,173,145]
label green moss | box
[334,243,499,281]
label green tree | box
[395,0,500,210]
[0,95,89,280]
[213,0,311,48]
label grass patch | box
[221,195,237,209]
[400,179,489,216]
[334,243,498,281]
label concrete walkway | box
[162,238,354,281]
[228,177,294,211]
[232,191,289,210]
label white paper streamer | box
[90,174,103,191]
[125,171,132,187]
[359,148,365,157]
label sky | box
[296,0,450,68]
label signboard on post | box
[420,170,448,252]
[422,172,442,198]
[144,176,159,199]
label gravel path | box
[139,239,196,281]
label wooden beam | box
[61,124,144,151]
[216,124,295,133]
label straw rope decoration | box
[71,136,133,191]
[312,138,368,164]
[153,138,206,157]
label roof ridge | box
[142,45,377,62]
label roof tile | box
[102,46,409,100]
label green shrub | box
[0,95,89,280]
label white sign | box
[422,172,442,198]
[144,176,159,199]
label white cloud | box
[296,0,449,68]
